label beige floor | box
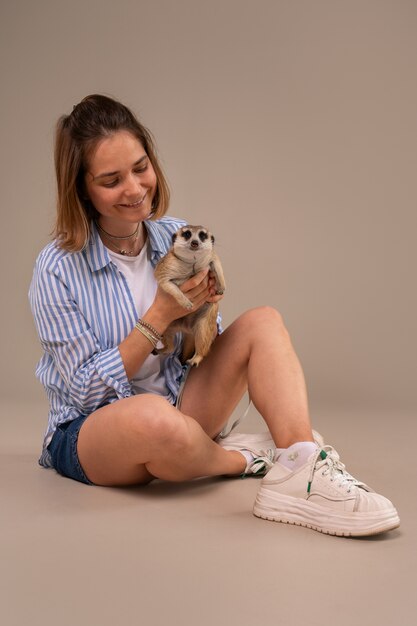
[1,400,415,626]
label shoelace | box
[244,448,276,477]
[307,445,365,494]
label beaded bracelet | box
[137,318,164,342]
[135,322,159,350]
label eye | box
[181,230,192,240]
[199,231,208,242]
[134,164,148,174]
[103,179,119,188]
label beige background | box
[1,2,416,626]
[1,0,416,411]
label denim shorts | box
[47,415,94,485]
[46,368,192,486]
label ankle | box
[275,432,315,448]
[277,441,318,470]
[230,450,248,475]
[222,450,251,477]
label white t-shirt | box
[108,242,170,398]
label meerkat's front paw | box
[214,278,226,294]
[187,354,203,367]
[171,293,193,310]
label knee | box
[240,306,289,338]
[128,395,190,450]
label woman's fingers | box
[180,268,209,290]
[180,268,209,298]
[170,267,222,313]
[183,270,224,305]
[206,293,223,304]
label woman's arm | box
[30,258,133,414]
[119,269,215,379]
[30,251,216,412]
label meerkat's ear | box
[211,235,215,244]
[172,233,177,243]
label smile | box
[119,192,147,208]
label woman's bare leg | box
[77,394,246,486]
[180,306,314,447]
[77,306,312,486]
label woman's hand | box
[122,268,224,377]
[180,269,224,309]
[206,270,224,304]
[148,269,218,331]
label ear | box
[211,235,215,244]
[172,233,177,243]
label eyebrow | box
[92,155,148,181]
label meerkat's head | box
[172,225,215,261]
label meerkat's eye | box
[181,230,192,240]
[198,231,208,242]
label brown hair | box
[53,94,170,251]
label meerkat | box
[154,225,226,367]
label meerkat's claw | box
[187,354,203,367]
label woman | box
[29,94,399,537]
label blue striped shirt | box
[29,216,219,468]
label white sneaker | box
[253,445,400,536]
[215,431,275,450]
[216,430,325,477]
[215,432,276,476]
[216,430,325,459]
[311,429,324,448]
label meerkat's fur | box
[154,225,226,367]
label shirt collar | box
[84,220,167,272]
[143,219,171,266]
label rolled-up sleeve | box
[29,251,132,415]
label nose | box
[190,239,199,249]
[123,173,143,198]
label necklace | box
[96,222,143,256]
[96,221,140,240]
[100,230,140,256]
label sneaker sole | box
[253,486,400,537]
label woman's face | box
[84,130,157,235]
